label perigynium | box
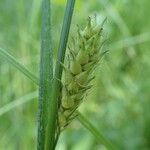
[56,15,106,138]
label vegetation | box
[0,0,150,150]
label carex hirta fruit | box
[57,15,106,132]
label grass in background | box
[0,0,150,149]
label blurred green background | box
[0,0,150,149]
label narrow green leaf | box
[111,32,150,50]
[0,47,39,85]
[77,112,116,150]
[45,0,76,149]
[38,0,53,149]
[0,91,38,116]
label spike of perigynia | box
[70,61,82,75]
[62,97,74,109]
[76,50,89,65]
[57,15,107,131]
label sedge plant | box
[58,16,107,132]
[38,0,114,149]
[0,0,115,149]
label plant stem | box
[37,0,53,149]
[45,0,76,149]
[77,112,116,150]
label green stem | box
[38,0,53,149]
[77,112,116,150]
[45,0,76,149]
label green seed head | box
[76,50,89,65]
[62,97,74,109]
[75,71,89,86]
[58,15,106,131]
[70,60,82,75]
[67,80,79,94]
